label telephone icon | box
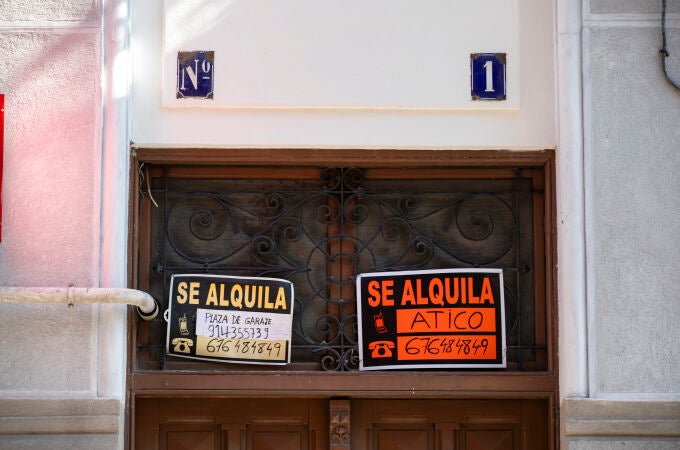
[172,338,193,354]
[368,340,395,358]
[373,311,388,334]
[179,313,190,336]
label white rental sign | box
[166,274,295,365]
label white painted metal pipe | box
[0,287,159,321]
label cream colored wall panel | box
[162,0,519,110]
[132,0,554,148]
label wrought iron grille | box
[138,166,546,371]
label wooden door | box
[130,150,558,450]
[134,397,547,450]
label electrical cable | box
[660,0,680,90]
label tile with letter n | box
[177,51,214,99]
[470,53,506,101]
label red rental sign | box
[356,268,507,370]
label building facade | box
[0,0,679,449]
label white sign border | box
[356,268,507,371]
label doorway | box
[135,397,548,449]
[129,149,557,449]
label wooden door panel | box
[461,426,519,450]
[160,424,221,450]
[136,398,326,450]
[374,425,434,450]
[351,399,547,450]
[248,425,308,450]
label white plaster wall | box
[131,0,555,148]
[590,0,680,15]
[584,4,680,396]
[0,0,128,449]
[0,0,99,23]
[569,440,680,450]
[0,0,103,398]
[0,2,121,447]
[0,435,118,450]
[8,0,680,447]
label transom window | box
[134,162,549,373]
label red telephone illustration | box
[373,311,388,334]
[368,340,395,358]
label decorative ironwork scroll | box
[141,167,543,371]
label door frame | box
[126,148,558,449]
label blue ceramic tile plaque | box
[177,51,214,99]
[470,53,506,101]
